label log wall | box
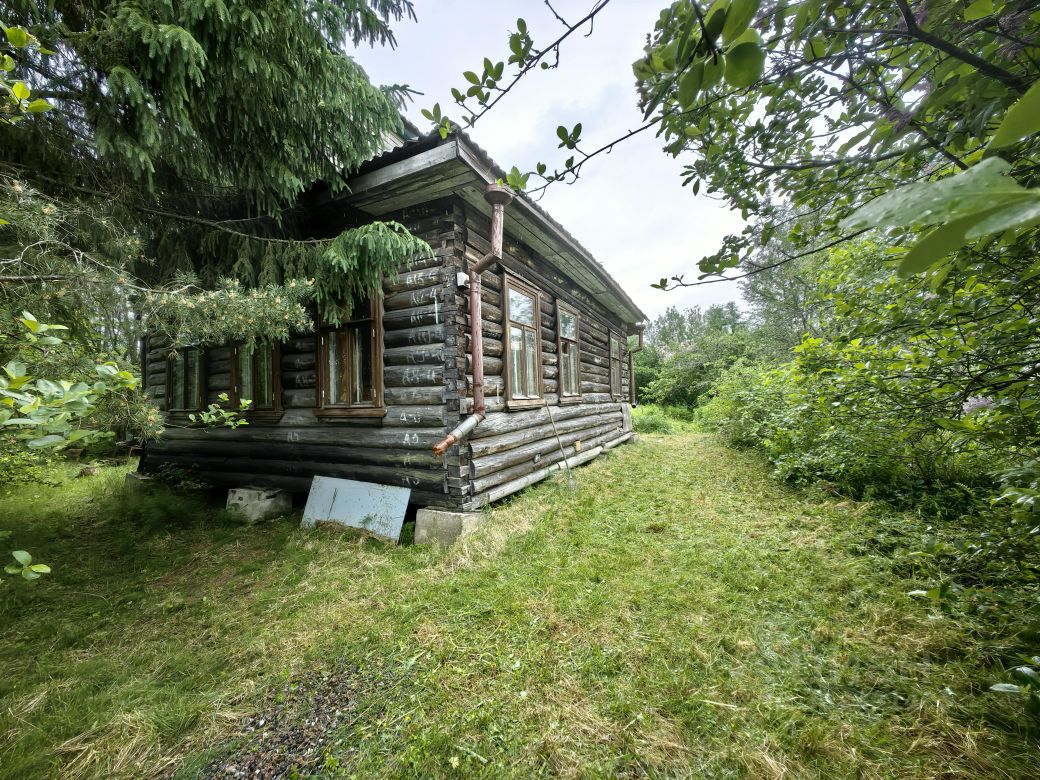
[139,200,463,508]
[449,202,634,510]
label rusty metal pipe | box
[433,183,515,457]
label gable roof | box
[343,130,647,328]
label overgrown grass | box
[1,437,1035,778]
[631,403,697,434]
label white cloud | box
[357,0,747,321]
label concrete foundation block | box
[414,509,485,546]
[123,471,157,493]
[227,487,292,524]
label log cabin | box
[138,129,647,511]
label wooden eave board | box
[346,139,643,326]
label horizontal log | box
[384,325,445,349]
[479,443,608,504]
[147,439,443,469]
[383,302,448,331]
[465,334,503,358]
[470,412,621,459]
[464,354,503,376]
[145,454,446,492]
[282,352,316,371]
[283,388,316,408]
[384,365,444,388]
[384,344,448,366]
[471,403,619,438]
[160,425,447,449]
[472,427,626,495]
[383,405,449,428]
[384,282,445,311]
[470,421,620,478]
[384,386,445,405]
[383,267,445,294]
[283,336,317,354]
[283,369,317,390]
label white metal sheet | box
[301,476,411,541]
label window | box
[557,303,581,401]
[317,297,384,416]
[167,346,204,412]
[231,342,280,413]
[503,276,543,407]
[610,334,624,399]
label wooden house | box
[139,130,647,511]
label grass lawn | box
[0,433,1035,778]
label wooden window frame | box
[165,346,205,414]
[502,274,545,410]
[556,302,583,404]
[315,297,385,418]
[230,341,283,422]
[609,332,624,400]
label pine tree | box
[0,1,428,350]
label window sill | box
[242,410,284,424]
[315,407,388,419]
[505,397,545,411]
[558,395,584,405]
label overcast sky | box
[356,0,747,322]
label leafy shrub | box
[631,404,675,434]
[0,441,59,489]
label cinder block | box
[227,488,292,524]
[123,471,157,493]
[414,508,485,546]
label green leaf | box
[27,434,66,448]
[841,158,1031,230]
[724,42,765,88]
[463,71,480,85]
[803,37,827,61]
[678,61,704,110]
[989,79,1040,149]
[701,55,725,91]
[29,564,50,574]
[964,0,994,21]
[897,209,1003,276]
[990,683,1024,694]
[5,26,29,48]
[721,0,760,42]
[12,81,30,101]
[12,550,31,566]
[25,98,50,113]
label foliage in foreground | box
[2,439,1038,778]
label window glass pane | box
[610,337,620,359]
[186,350,202,409]
[257,345,274,408]
[327,331,348,405]
[560,311,577,340]
[350,323,374,406]
[171,354,185,409]
[509,325,524,396]
[524,328,539,397]
[239,346,254,403]
[508,288,535,326]
[561,342,579,396]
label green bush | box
[631,404,676,434]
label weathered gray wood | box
[384,345,447,366]
[384,325,445,349]
[384,386,444,405]
[471,403,619,438]
[383,302,446,331]
[148,439,443,468]
[161,425,446,449]
[469,412,620,459]
[470,420,621,478]
[384,365,444,388]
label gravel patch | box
[197,660,363,779]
